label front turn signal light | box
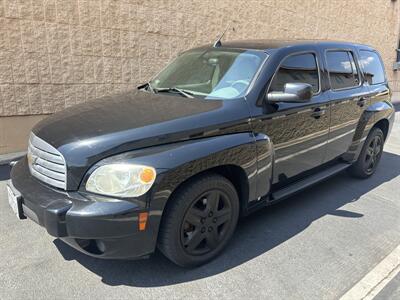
[139,212,148,231]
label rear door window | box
[326,51,360,90]
[270,53,320,93]
[359,50,386,85]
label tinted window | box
[326,51,360,90]
[359,50,385,85]
[270,53,319,93]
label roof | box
[210,39,371,51]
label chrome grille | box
[28,133,66,189]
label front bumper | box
[9,158,158,259]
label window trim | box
[324,49,362,92]
[358,49,387,86]
[267,50,322,97]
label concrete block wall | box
[0,0,399,153]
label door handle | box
[311,108,326,119]
[356,97,367,107]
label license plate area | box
[7,182,25,220]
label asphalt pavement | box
[0,109,399,300]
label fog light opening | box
[75,238,105,255]
[95,240,106,253]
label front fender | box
[86,132,275,252]
[97,133,263,209]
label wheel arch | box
[372,118,389,141]
[365,100,395,142]
[346,100,395,162]
[161,164,250,218]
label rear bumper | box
[9,158,158,259]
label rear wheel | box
[349,127,384,178]
[158,174,239,267]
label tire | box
[157,173,240,267]
[349,127,384,178]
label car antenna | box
[213,26,234,48]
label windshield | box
[150,48,266,100]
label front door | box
[253,51,331,186]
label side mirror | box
[266,83,313,103]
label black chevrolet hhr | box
[8,40,395,267]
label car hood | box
[32,90,251,189]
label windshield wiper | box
[145,82,155,93]
[138,82,155,93]
[154,87,194,98]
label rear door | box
[323,48,371,162]
[357,49,391,115]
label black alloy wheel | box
[364,135,383,174]
[181,190,232,256]
[158,174,239,267]
[349,127,384,178]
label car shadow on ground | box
[49,150,400,287]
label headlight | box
[85,164,156,198]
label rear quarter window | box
[359,50,386,85]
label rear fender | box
[343,100,395,162]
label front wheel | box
[349,127,384,178]
[158,174,239,267]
